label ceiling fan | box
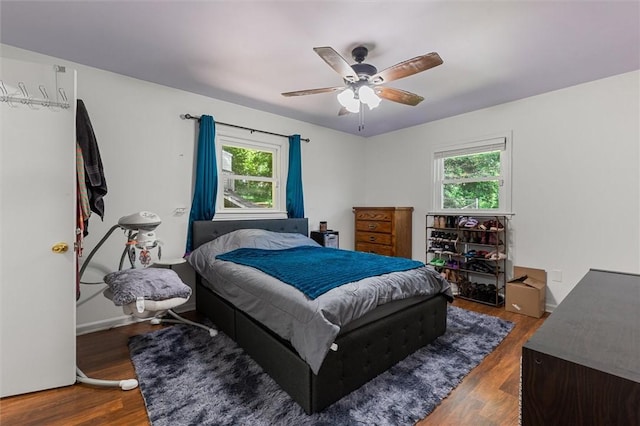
[281,45,443,115]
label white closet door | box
[0,58,77,397]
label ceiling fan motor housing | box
[351,63,378,80]
[352,46,369,62]
[350,46,378,81]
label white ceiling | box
[1,1,638,137]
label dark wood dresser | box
[353,207,413,258]
[521,269,640,425]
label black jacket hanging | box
[76,99,107,224]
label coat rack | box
[0,65,70,110]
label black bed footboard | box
[312,294,447,411]
[196,278,447,414]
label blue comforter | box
[216,246,424,299]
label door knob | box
[51,242,69,253]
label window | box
[217,132,286,218]
[433,135,511,213]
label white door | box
[0,58,77,396]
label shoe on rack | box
[442,243,457,254]
[439,216,447,228]
[429,257,446,267]
[464,218,478,228]
[446,216,456,228]
[490,220,504,231]
[480,232,488,244]
[486,251,506,260]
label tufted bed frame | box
[192,218,448,414]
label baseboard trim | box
[76,301,196,335]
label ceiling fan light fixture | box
[337,88,360,113]
[358,85,381,109]
[284,46,442,124]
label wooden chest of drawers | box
[353,207,413,258]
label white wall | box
[1,45,366,333]
[364,71,640,308]
[3,43,638,326]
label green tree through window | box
[223,145,274,208]
[225,146,273,178]
[443,151,500,209]
[434,136,510,212]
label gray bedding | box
[188,229,452,374]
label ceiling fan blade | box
[376,86,425,106]
[281,86,343,97]
[370,52,443,84]
[338,106,351,116]
[313,47,359,83]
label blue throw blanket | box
[216,246,424,299]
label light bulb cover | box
[337,88,355,107]
[358,85,381,109]
[345,98,360,113]
[338,88,360,113]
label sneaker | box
[442,243,457,254]
[429,257,446,267]
[485,251,506,260]
[490,220,504,231]
[464,218,478,228]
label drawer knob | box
[368,224,376,230]
[369,236,376,242]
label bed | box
[189,218,451,414]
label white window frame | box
[215,129,288,220]
[432,133,512,215]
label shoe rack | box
[426,214,508,307]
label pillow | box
[187,229,320,277]
[104,268,192,306]
[191,229,319,258]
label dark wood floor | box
[1,299,547,426]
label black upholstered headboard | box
[192,218,309,249]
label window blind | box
[434,137,506,159]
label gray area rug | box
[129,306,513,425]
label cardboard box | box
[506,266,547,318]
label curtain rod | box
[181,114,310,143]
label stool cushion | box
[104,268,192,306]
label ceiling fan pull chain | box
[358,107,365,132]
